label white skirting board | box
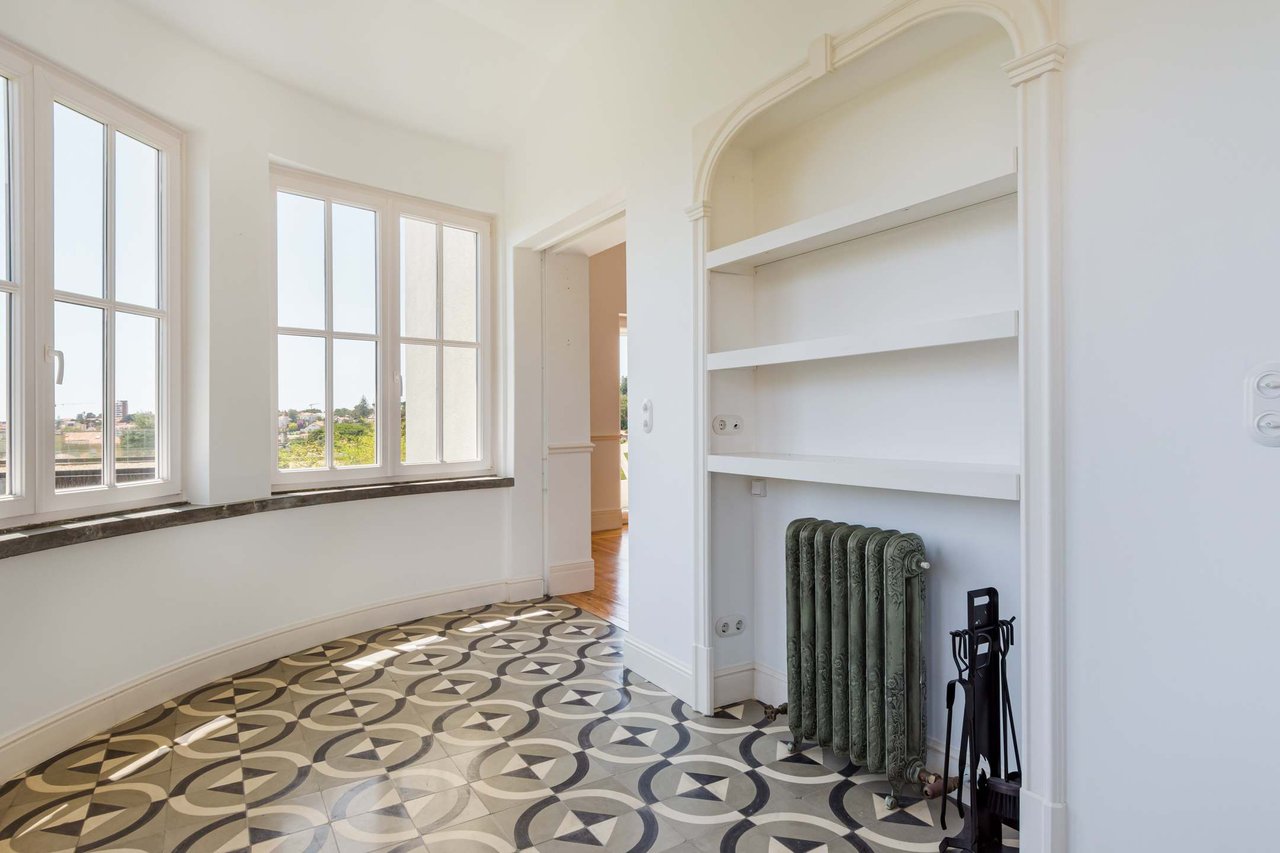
[548,559,595,596]
[505,574,547,602]
[0,575,544,784]
[624,636,695,706]
[591,508,624,532]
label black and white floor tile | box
[0,598,1017,852]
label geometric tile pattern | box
[0,598,1017,852]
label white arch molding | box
[685,2,1067,851]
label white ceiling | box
[120,0,612,151]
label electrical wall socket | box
[712,414,743,435]
[714,614,746,637]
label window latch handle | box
[46,347,65,385]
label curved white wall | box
[0,0,535,779]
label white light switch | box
[1246,363,1280,446]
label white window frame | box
[270,167,493,488]
[0,37,183,524]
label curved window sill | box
[0,476,514,561]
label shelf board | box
[706,452,1020,501]
[706,310,1017,371]
[705,172,1018,274]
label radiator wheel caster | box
[884,794,898,811]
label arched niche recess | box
[686,3,1065,851]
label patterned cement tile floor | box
[0,598,1017,852]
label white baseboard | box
[1019,787,1068,853]
[712,663,756,706]
[624,636,694,704]
[505,574,545,601]
[590,508,623,532]
[753,663,788,707]
[548,559,594,596]
[0,577,521,783]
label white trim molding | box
[505,574,546,602]
[548,559,594,596]
[712,663,756,707]
[689,3,1066,851]
[1002,42,1067,86]
[625,637,695,706]
[546,442,595,455]
[0,578,538,783]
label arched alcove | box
[687,3,1065,849]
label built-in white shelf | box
[706,310,1017,371]
[706,452,1020,501]
[705,172,1018,274]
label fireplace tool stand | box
[940,587,1021,853]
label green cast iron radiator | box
[785,518,931,807]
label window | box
[272,169,491,485]
[0,39,182,522]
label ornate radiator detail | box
[785,517,931,807]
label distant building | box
[115,400,128,420]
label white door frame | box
[515,192,627,594]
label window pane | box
[0,294,9,496]
[114,132,160,308]
[276,192,325,329]
[54,104,105,297]
[400,216,436,339]
[443,346,477,462]
[332,203,376,334]
[0,78,9,281]
[55,301,104,489]
[401,343,437,464]
[277,335,325,469]
[333,338,376,467]
[115,312,158,484]
[442,226,477,342]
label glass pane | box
[277,335,326,469]
[55,301,104,489]
[332,203,376,334]
[442,226,477,342]
[400,216,436,339]
[54,104,105,297]
[443,346,477,462]
[0,294,9,496]
[0,78,9,281]
[114,132,160,308]
[115,312,159,484]
[276,192,325,329]
[401,343,437,464]
[333,338,376,468]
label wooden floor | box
[562,526,628,630]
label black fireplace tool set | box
[938,586,1022,852]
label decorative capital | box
[1003,43,1067,86]
[808,34,834,79]
[685,201,711,222]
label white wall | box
[588,243,626,531]
[0,0,526,766]
[1061,0,1280,849]
[503,0,1280,849]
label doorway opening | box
[566,237,627,628]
